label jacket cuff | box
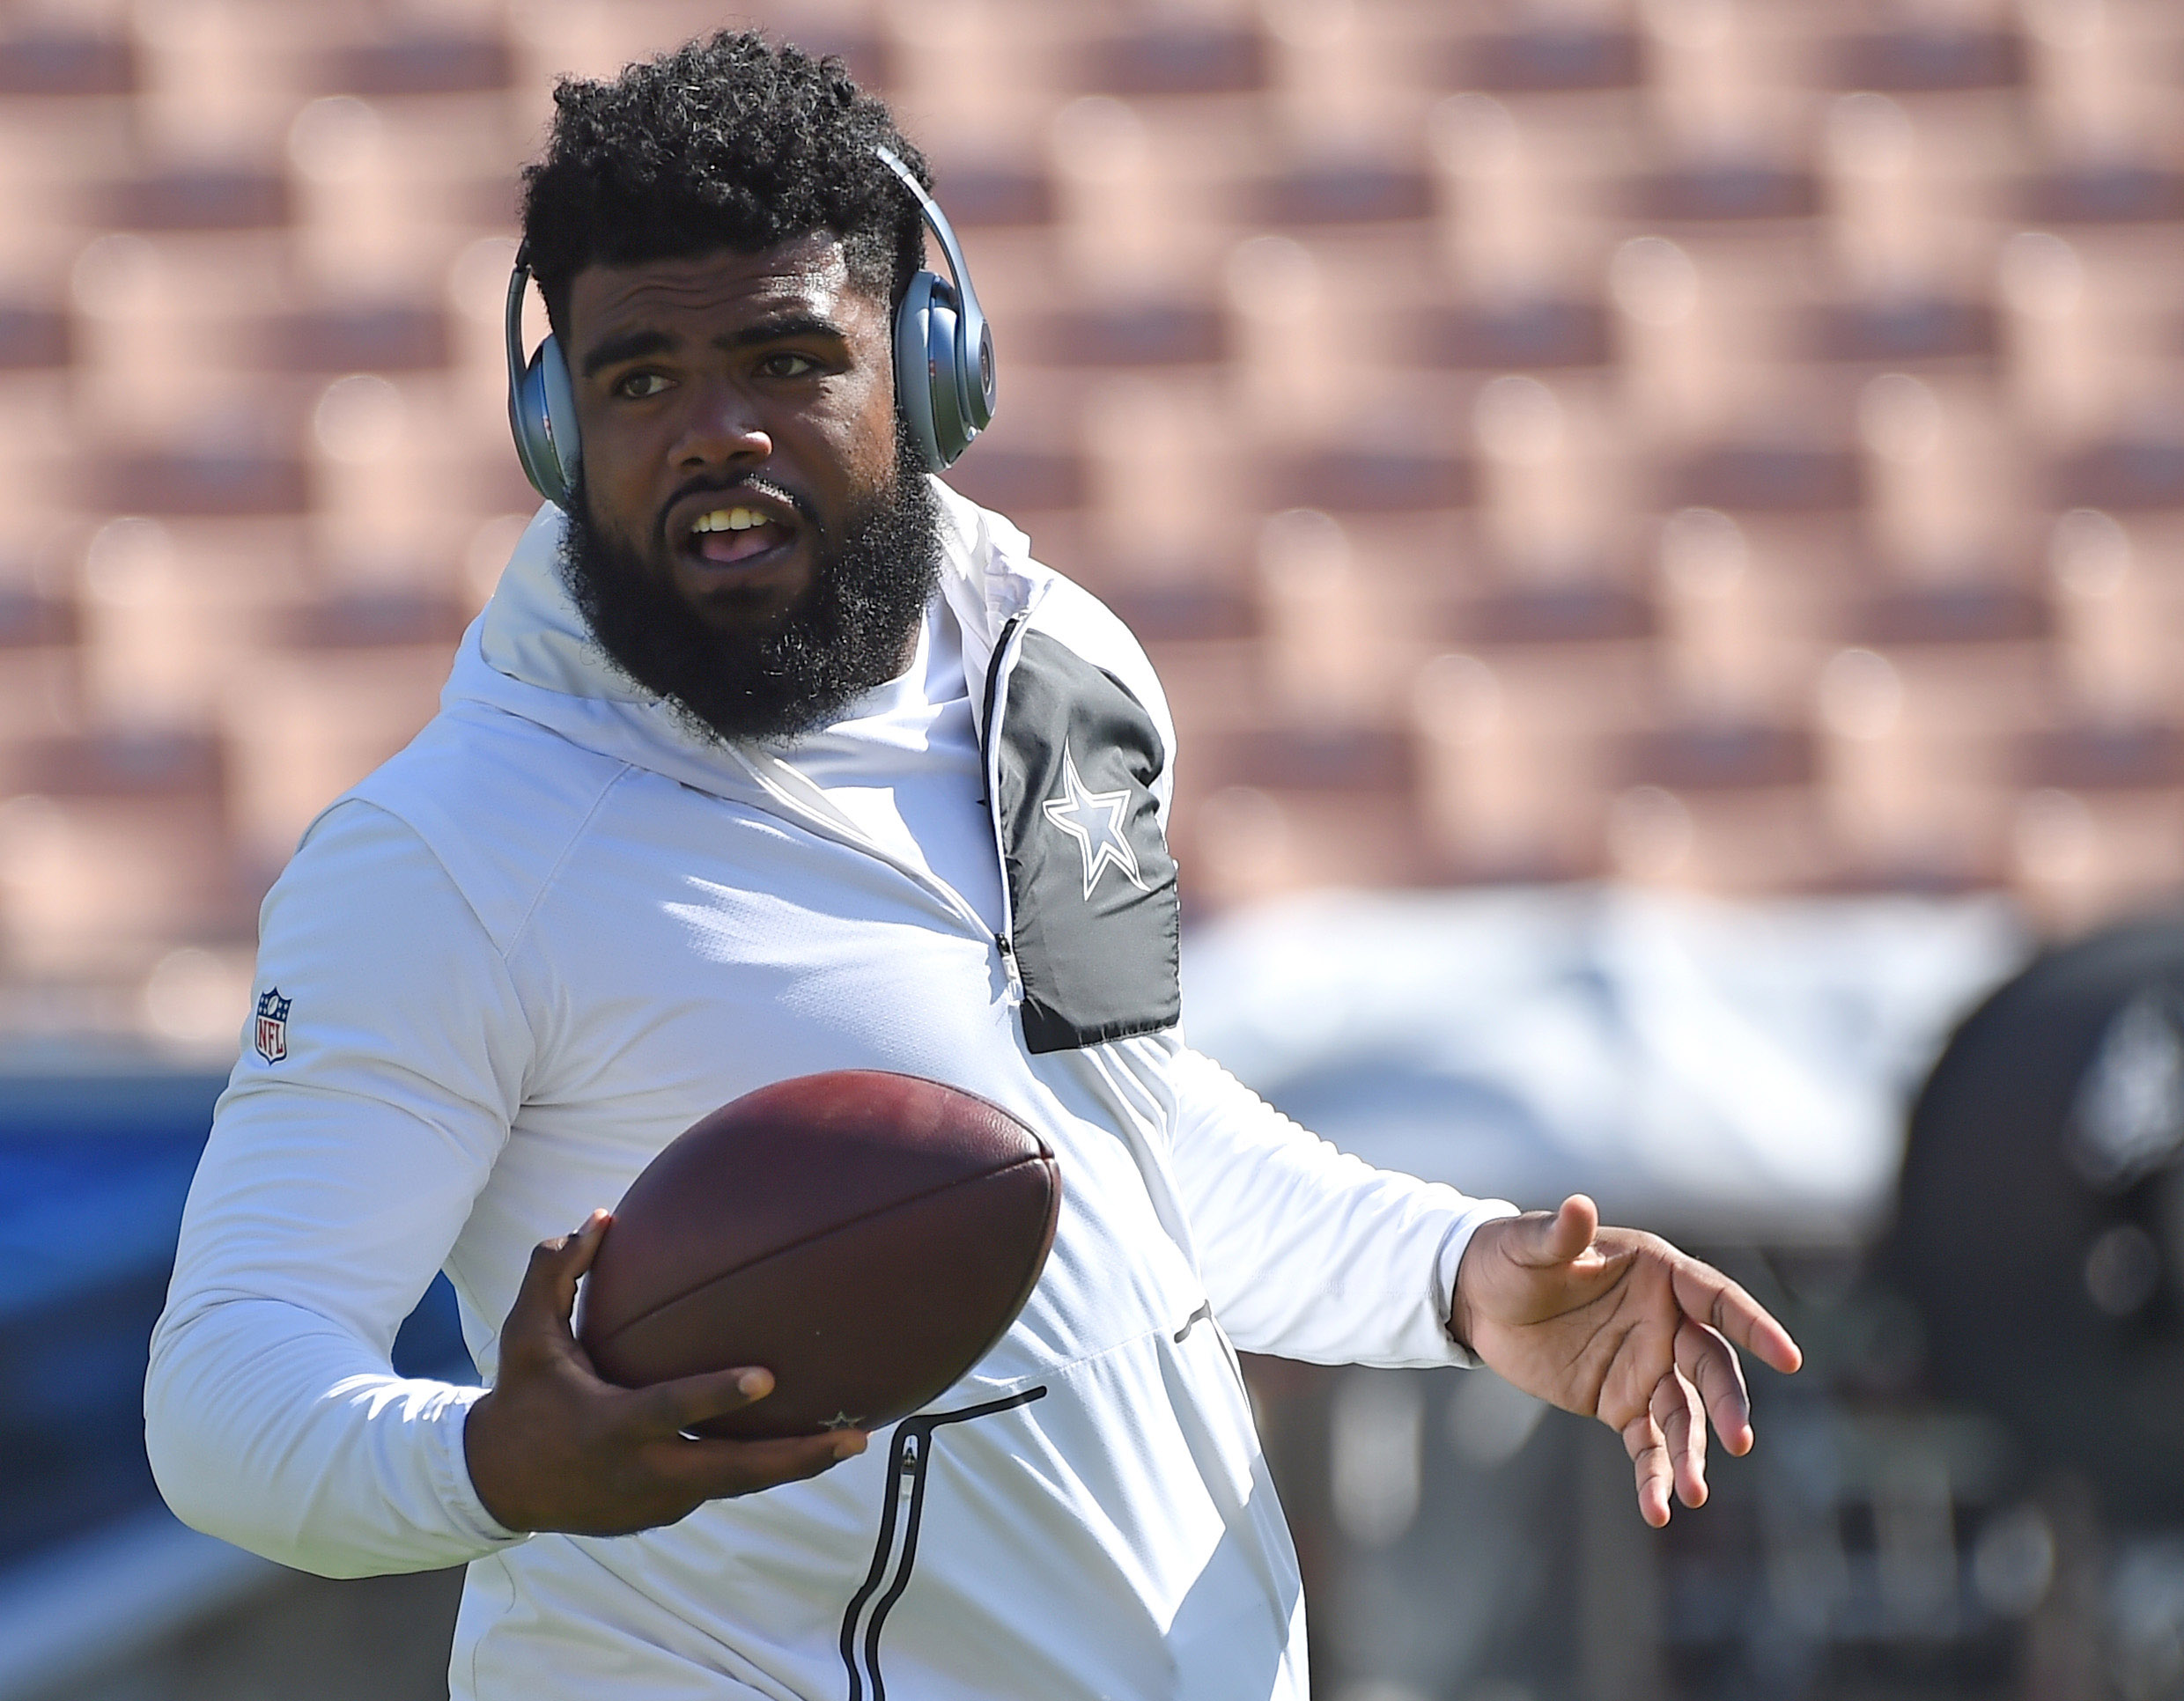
[432,1383,531,1550]
[1432,1199,1523,1368]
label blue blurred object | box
[0,1073,469,1568]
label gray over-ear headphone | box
[505,144,996,510]
[874,144,996,475]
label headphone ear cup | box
[922,286,969,468]
[514,334,581,508]
[537,335,582,502]
[965,316,995,435]
[894,271,945,473]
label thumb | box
[1511,1195,1598,1269]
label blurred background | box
[2,0,2182,1696]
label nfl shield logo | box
[254,987,291,1064]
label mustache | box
[655,474,822,545]
[564,444,942,746]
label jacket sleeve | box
[1164,1045,1520,1368]
[144,800,533,1577]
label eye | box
[760,351,821,379]
[613,371,672,399]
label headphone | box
[505,144,996,510]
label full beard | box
[561,433,941,745]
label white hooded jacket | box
[145,485,1516,1700]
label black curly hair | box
[519,30,929,339]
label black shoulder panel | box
[993,630,1181,1054]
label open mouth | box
[677,500,799,570]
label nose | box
[673,379,772,471]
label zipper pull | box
[996,934,1024,1005]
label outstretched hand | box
[1451,1196,1802,1528]
[463,1211,867,1537]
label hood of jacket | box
[441,478,1046,806]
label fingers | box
[1671,1256,1802,1377]
[632,1364,778,1438]
[1677,1317,1754,1456]
[542,1210,611,1300]
[633,1367,867,1504]
[563,1208,611,1275]
[505,1211,612,1357]
[1655,1368,1707,1509]
[1623,1367,1708,1527]
[663,1429,868,1500]
[1621,1409,1672,1528]
[630,1364,867,1469]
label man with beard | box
[559,331,944,750]
[147,32,1798,1701]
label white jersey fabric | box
[146,484,1518,1701]
[752,593,1003,936]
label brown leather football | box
[576,1071,1060,1440]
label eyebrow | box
[579,313,851,379]
[728,312,847,349]
[579,328,673,379]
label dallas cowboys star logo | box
[1042,743,1149,902]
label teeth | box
[692,507,770,534]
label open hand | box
[1451,1196,1802,1528]
[463,1211,867,1536]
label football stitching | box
[587,1152,1060,1355]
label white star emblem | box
[1042,743,1149,902]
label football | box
[576,1071,1061,1439]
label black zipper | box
[978,613,1029,1003]
[837,1384,1048,1701]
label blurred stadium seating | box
[0,0,2174,1053]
